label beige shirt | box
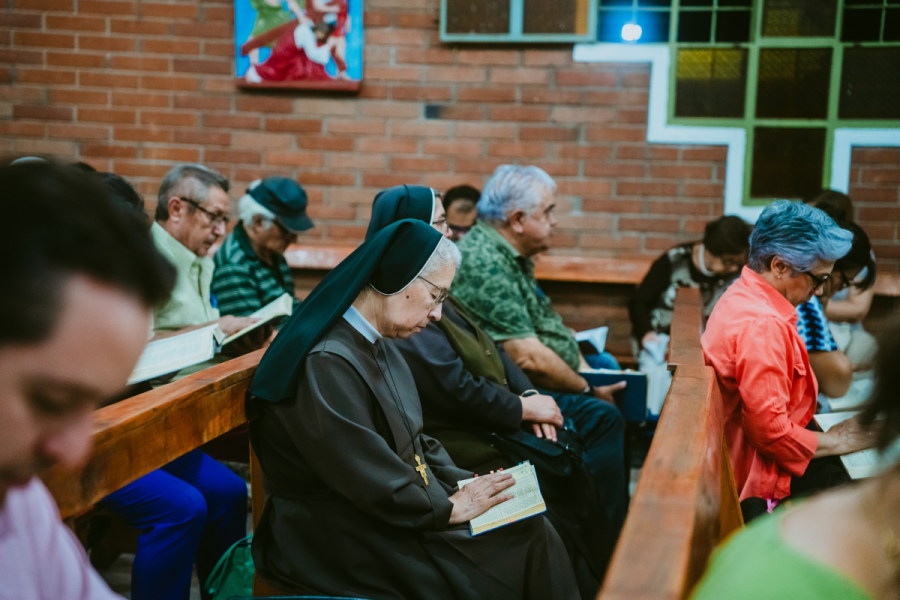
[151,222,220,330]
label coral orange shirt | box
[702,267,819,501]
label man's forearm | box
[503,337,587,393]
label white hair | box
[239,180,275,229]
[477,165,557,225]
[420,237,461,279]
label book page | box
[128,325,220,385]
[222,293,294,346]
[575,326,608,354]
[458,462,546,535]
[815,411,883,479]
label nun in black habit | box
[247,219,579,600]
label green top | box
[249,0,294,39]
[691,509,873,600]
[151,222,220,331]
[212,222,296,318]
[451,222,580,371]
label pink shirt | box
[0,478,121,600]
[702,267,819,502]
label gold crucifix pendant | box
[414,454,429,485]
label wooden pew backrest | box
[668,288,704,370]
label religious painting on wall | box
[234,0,363,91]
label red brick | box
[457,50,520,66]
[0,13,42,27]
[649,164,713,180]
[359,138,417,153]
[487,142,547,158]
[621,71,651,87]
[173,95,230,111]
[327,120,385,135]
[646,200,714,216]
[523,50,572,67]
[173,129,230,145]
[582,199,643,214]
[860,167,900,184]
[456,88,517,103]
[14,139,77,156]
[393,86,451,101]
[172,22,232,39]
[111,162,172,178]
[491,68,549,85]
[50,89,109,106]
[364,66,421,82]
[488,105,549,122]
[556,180,613,196]
[392,157,449,172]
[297,137,355,151]
[203,5,233,21]
[426,66,487,83]
[114,126,172,143]
[298,172,356,186]
[0,49,43,64]
[859,207,900,221]
[80,71,139,88]
[584,163,645,178]
[16,69,77,85]
[556,215,614,230]
[426,105,483,120]
[391,120,450,137]
[363,11,391,27]
[557,145,613,160]
[847,186,899,203]
[143,147,201,162]
[521,88,584,105]
[456,122,517,139]
[521,127,579,141]
[422,140,482,156]
[47,123,109,139]
[79,107,135,124]
[13,105,72,121]
[205,149,261,165]
[683,183,724,198]
[454,158,505,174]
[0,121,45,136]
[46,14,106,31]
[173,58,232,76]
[306,204,357,220]
[111,18,170,35]
[853,148,900,163]
[534,162,579,178]
[556,71,617,87]
[618,217,680,233]
[586,126,647,143]
[14,32,75,49]
[78,35,135,51]
[395,12,436,29]
[265,118,322,133]
[46,52,106,68]
[366,28,426,46]
[359,101,420,118]
[140,75,198,91]
[78,0,135,15]
[140,111,197,127]
[203,41,234,58]
[587,90,650,107]
[617,181,678,197]
[81,144,138,158]
[326,154,387,170]
[110,56,170,71]
[618,109,648,124]
[142,2,198,18]
[395,48,455,65]
[363,172,417,188]
[327,225,368,239]
[681,146,728,162]
[142,39,200,55]
[235,96,293,114]
[113,91,169,108]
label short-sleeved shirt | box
[0,478,121,600]
[702,267,819,502]
[451,222,580,371]
[151,222,219,330]
[796,296,838,353]
[212,222,296,318]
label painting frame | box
[234,0,363,91]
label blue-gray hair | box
[749,200,853,272]
[477,165,556,225]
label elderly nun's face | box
[431,197,451,239]
[381,263,455,339]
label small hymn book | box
[128,293,294,384]
[457,462,547,536]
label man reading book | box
[0,160,174,599]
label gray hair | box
[155,163,230,221]
[238,180,275,229]
[749,199,853,273]
[477,165,556,225]
[420,237,461,279]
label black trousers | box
[740,455,849,523]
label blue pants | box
[543,390,628,533]
[101,449,247,600]
[584,351,621,371]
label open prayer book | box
[814,411,894,479]
[457,462,546,536]
[128,325,225,385]
[221,292,294,346]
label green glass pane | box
[678,11,713,42]
[445,0,511,34]
[840,47,900,119]
[762,0,837,37]
[523,0,588,34]
[716,10,752,42]
[886,8,900,40]
[750,127,826,199]
[756,48,831,119]
[842,8,883,41]
[675,48,748,118]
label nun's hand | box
[448,473,515,524]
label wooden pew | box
[597,288,742,600]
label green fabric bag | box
[203,534,254,600]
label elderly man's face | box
[0,276,149,502]
[249,216,299,262]
[166,186,230,257]
[511,187,557,257]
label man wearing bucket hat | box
[212,177,314,318]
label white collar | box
[342,305,382,344]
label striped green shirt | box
[212,222,296,317]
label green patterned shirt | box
[451,222,581,371]
[212,222,296,318]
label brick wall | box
[1,0,898,269]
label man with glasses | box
[212,177,313,319]
[441,184,480,242]
[152,164,260,349]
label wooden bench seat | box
[597,288,742,600]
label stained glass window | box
[751,128,827,199]
[675,49,748,118]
